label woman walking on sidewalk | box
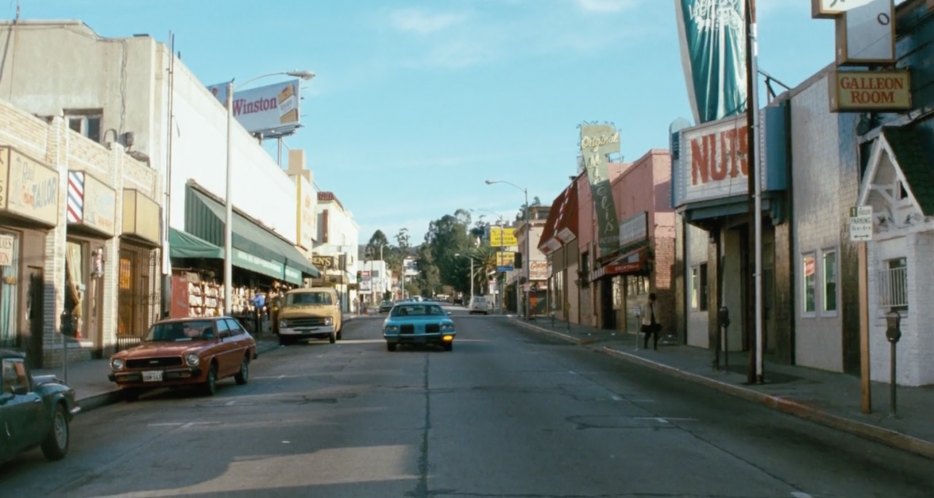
[641,293,660,350]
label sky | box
[9,0,843,245]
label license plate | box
[142,370,163,382]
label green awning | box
[184,187,320,284]
[169,228,224,259]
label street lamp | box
[484,179,529,319]
[455,252,477,303]
[224,70,316,314]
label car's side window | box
[1,358,28,394]
[223,318,242,337]
[216,319,231,339]
[1,358,15,394]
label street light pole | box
[223,70,315,314]
[224,81,234,315]
[484,179,530,319]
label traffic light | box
[514,251,523,269]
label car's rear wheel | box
[202,363,218,396]
[234,356,249,385]
[386,342,396,352]
[40,404,69,461]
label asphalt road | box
[2,310,932,497]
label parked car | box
[1,349,81,464]
[108,316,257,399]
[383,302,456,351]
[468,296,492,314]
[378,300,395,313]
[277,287,343,345]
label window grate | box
[878,266,907,309]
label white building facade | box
[0,20,322,362]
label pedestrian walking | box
[641,293,660,350]
[252,291,266,334]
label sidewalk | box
[511,315,934,460]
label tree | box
[366,230,390,260]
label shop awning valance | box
[184,187,320,284]
[169,227,223,259]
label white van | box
[468,296,492,315]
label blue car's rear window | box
[391,304,444,317]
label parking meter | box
[60,309,77,337]
[715,306,730,370]
[885,309,901,343]
[885,309,901,415]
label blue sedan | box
[383,302,456,351]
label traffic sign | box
[849,206,873,242]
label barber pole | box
[67,171,84,223]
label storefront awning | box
[184,187,319,284]
[591,246,648,281]
[169,228,223,259]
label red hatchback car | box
[108,316,257,399]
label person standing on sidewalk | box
[641,293,660,350]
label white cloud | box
[389,9,467,35]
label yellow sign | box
[0,146,59,227]
[829,70,911,112]
[496,251,515,267]
[489,226,517,247]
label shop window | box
[552,271,564,311]
[626,275,649,299]
[612,276,622,310]
[0,232,19,348]
[822,250,837,313]
[64,241,86,337]
[802,253,816,315]
[65,110,102,143]
[691,263,708,311]
[879,257,908,311]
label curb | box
[76,337,284,413]
[512,317,934,461]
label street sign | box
[849,206,873,242]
